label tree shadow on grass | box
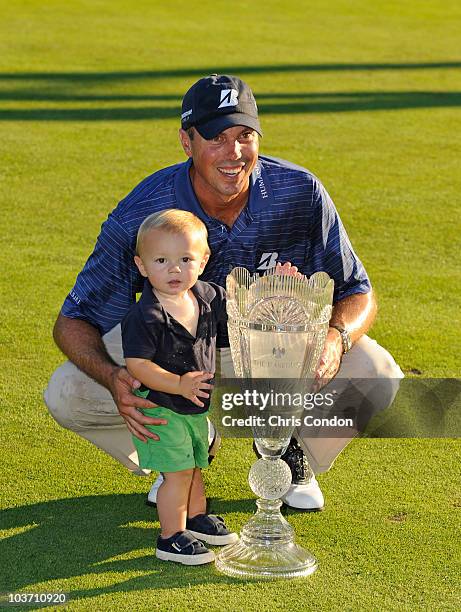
[2,61,461,81]
[0,92,460,122]
[1,61,460,121]
[0,494,259,600]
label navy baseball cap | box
[180,74,262,140]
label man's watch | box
[330,325,352,354]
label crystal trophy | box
[215,267,334,579]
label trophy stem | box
[240,498,294,546]
[215,461,318,580]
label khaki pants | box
[44,325,403,475]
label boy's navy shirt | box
[62,155,371,335]
[121,279,228,415]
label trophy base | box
[215,540,317,580]
[215,498,317,580]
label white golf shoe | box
[147,472,164,507]
[280,438,324,511]
[281,478,325,511]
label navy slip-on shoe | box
[186,514,239,546]
[156,530,215,565]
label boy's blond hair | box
[136,209,210,256]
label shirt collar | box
[190,280,216,312]
[138,279,164,322]
[174,159,210,222]
[248,158,274,213]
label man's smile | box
[217,164,245,178]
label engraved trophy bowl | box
[215,267,334,579]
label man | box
[44,74,403,511]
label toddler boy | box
[122,209,237,565]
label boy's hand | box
[179,371,214,407]
[275,261,304,278]
[109,366,168,442]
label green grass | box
[1,1,460,609]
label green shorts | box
[132,402,209,473]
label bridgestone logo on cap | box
[218,89,239,109]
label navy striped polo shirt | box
[62,155,370,335]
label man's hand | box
[109,367,168,443]
[313,327,343,391]
[179,371,214,407]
